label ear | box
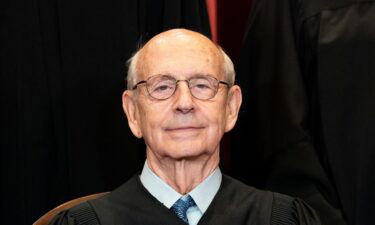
[122,90,143,138]
[224,85,242,132]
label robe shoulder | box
[272,191,322,225]
[219,175,321,225]
[48,201,100,225]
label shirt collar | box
[188,165,222,213]
[140,161,222,213]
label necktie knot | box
[170,195,197,223]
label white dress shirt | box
[140,161,222,225]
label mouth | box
[165,126,205,132]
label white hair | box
[218,46,235,87]
[126,45,235,90]
[126,50,141,90]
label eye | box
[192,78,213,90]
[196,83,210,89]
[154,85,171,92]
[151,81,175,93]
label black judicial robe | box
[50,174,321,225]
[234,0,375,225]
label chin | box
[163,144,212,160]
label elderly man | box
[50,29,320,225]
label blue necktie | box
[170,195,197,224]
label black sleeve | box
[49,210,72,225]
[271,193,321,225]
[49,202,100,225]
[236,0,346,224]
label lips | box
[165,126,204,131]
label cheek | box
[137,102,169,145]
[202,104,227,141]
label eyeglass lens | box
[147,75,218,100]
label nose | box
[173,81,194,114]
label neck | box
[146,150,220,194]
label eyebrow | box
[148,73,216,79]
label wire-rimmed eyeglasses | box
[132,74,229,100]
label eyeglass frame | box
[131,74,230,100]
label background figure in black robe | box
[0,0,209,224]
[50,28,321,225]
[234,0,375,225]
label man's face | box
[123,31,240,160]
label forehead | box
[138,33,223,80]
